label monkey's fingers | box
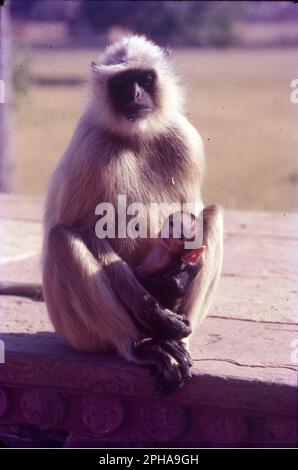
[152,309,192,341]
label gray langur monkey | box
[20,36,224,395]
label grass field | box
[13,47,298,211]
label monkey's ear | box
[91,61,101,73]
[163,47,172,59]
[91,62,126,76]
[182,245,206,265]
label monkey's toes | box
[162,340,193,370]
[153,362,184,397]
[134,339,191,396]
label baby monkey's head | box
[159,211,206,265]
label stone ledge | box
[0,296,297,447]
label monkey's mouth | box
[122,104,152,121]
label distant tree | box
[10,0,79,21]
[80,1,244,47]
[9,0,244,46]
[9,0,38,18]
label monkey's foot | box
[134,338,193,396]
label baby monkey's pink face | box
[160,211,206,264]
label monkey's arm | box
[50,224,192,341]
[141,260,200,311]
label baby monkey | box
[135,211,206,311]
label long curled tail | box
[0,282,43,301]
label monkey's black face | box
[108,69,156,122]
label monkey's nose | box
[134,83,142,100]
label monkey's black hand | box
[136,283,192,340]
[142,261,201,311]
[155,307,192,340]
[134,338,193,396]
[160,261,201,295]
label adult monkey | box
[42,36,223,395]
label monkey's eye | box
[113,75,126,87]
[139,73,154,89]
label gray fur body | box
[42,36,223,368]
